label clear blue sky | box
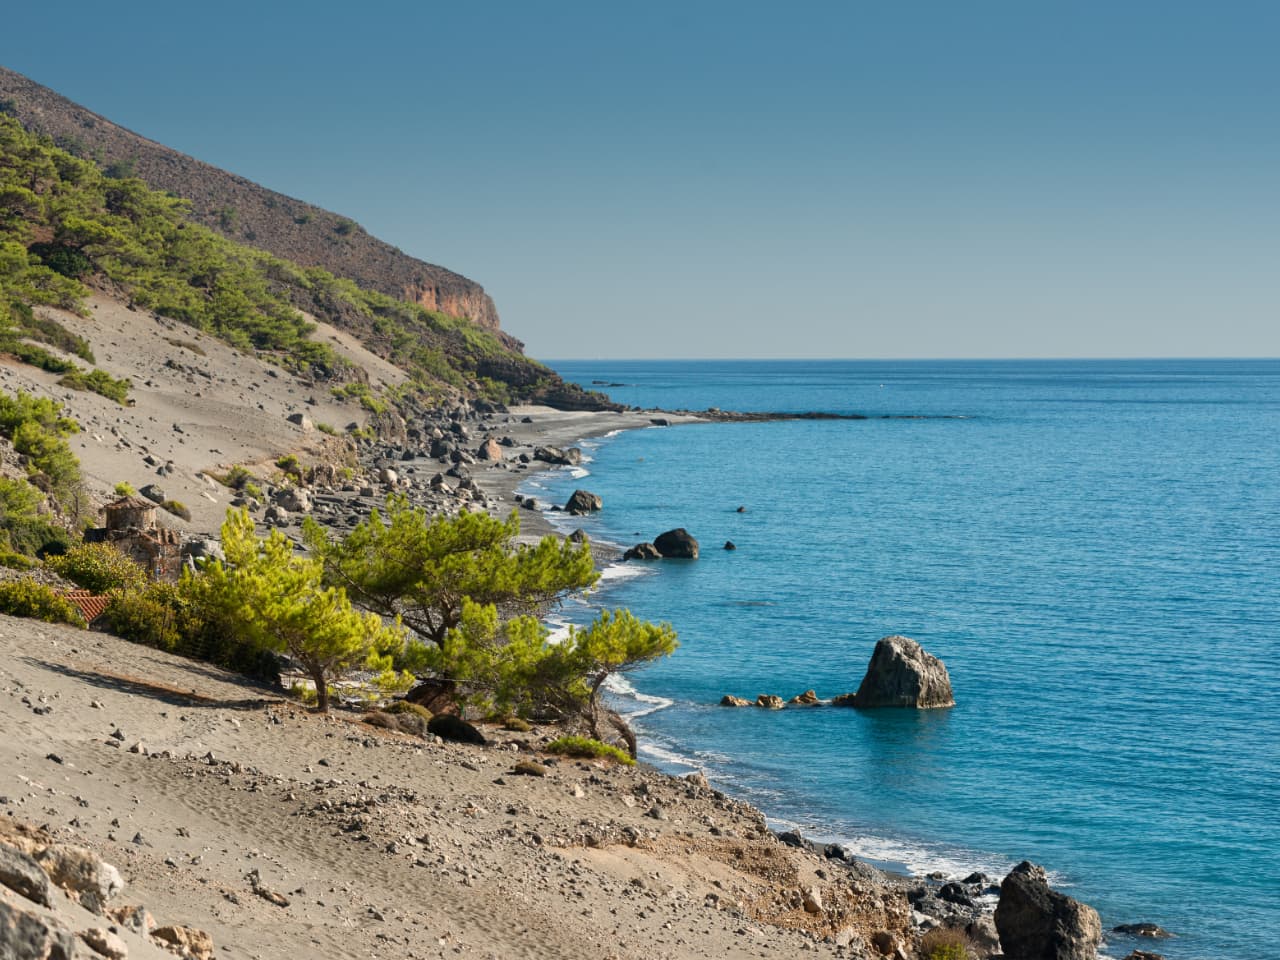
[4,2,1277,359]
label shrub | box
[502,716,532,732]
[113,481,136,497]
[161,499,191,521]
[275,454,301,479]
[102,581,186,650]
[46,542,146,593]
[217,465,253,490]
[58,368,131,404]
[0,475,70,556]
[384,700,433,721]
[917,927,976,960]
[545,736,635,766]
[0,549,35,570]
[315,422,337,436]
[0,580,85,627]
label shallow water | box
[522,359,1280,960]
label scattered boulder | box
[181,539,224,564]
[623,543,661,561]
[719,695,752,707]
[564,490,603,515]
[276,487,311,513]
[788,690,820,706]
[378,466,399,486]
[847,635,955,709]
[286,412,313,431]
[476,438,504,462]
[512,761,548,777]
[138,483,166,505]
[533,446,583,466]
[994,860,1102,960]
[567,529,589,544]
[654,528,699,559]
[723,540,736,550]
[755,694,784,709]
[427,714,486,745]
[78,926,127,959]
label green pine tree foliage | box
[302,497,598,648]
[194,508,409,711]
[568,609,678,757]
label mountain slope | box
[0,66,503,338]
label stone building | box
[84,495,184,582]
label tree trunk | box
[587,673,607,742]
[310,666,329,713]
[606,709,637,760]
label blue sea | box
[520,360,1279,960]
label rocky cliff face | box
[0,66,506,340]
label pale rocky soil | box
[0,616,913,960]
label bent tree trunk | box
[587,673,638,760]
[310,665,330,713]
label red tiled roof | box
[63,590,110,623]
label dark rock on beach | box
[995,860,1102,960]
[846,635,955,709]
[427,714,486,745]
[654,528,699,559]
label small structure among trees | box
[84,495,182,581]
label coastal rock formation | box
[1112,923,1173,939]
[755,694,785,709]
[623,543,661,561]
[654,528,699,559]
[533,445,583,466]
[847,635,955,709]
[720,695,752,707]
[564,490,603,515]
[789,690,820,705]
[995,861,1102,960]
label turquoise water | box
[522,360,1279,960]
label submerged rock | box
[755,694,784,709]
[788,690,820,705]
[719,695,752,707]
[995,860,1102,960]
[623,543,661,561]
[847,635,955,709]
[1112,923,1173,939]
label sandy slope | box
[0,616,910,960]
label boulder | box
[719,695,752,707]
[654,528,699,559]
[151,925,215,960]
[847,635,954,709]
[0,899,76,960]
[182,539,224,564]
[276,487,311,513]
[567,529,589,544]
[138,483,166,504]
[623,543,661,561]
[564,490,603,515]
[378,466,399,486]
[0,842,52,907]
[1120,953,1164,960]
[533,445,583,466]
[755,694,784,709]
[788,690,820,706]
[994,860,1102,960]
[427,714,486,745]
[476,438,504,462]
[286,412,313,431]
[723,540,736,550]
[34,844,123,914]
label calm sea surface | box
[521,360,1279,960]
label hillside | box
[0,65,505,338]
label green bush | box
[384,700,432,721]
[58,368,131,404]
[217,465,253,490]
[113,481,136,497]
[545,736,635,766]
[102,581,185,650]
[275,454,301,479]
[161,499,191,521]
[0,476,69,556]
[0,549,35,570]
[0,580,85,627]
[46,542,146,593]
[917,927,975,960]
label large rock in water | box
[995,861,1102,960]
[564,489,603,515]
[849,635,954,708]
[654,528,699,558]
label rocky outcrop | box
[1112,923,1172,939]
[789,690,820,706]
[755,694,784,710]
[623,543,661,561]
[564,490,602,515]
[533,446,583,466]
[476,438,504,462]
[846,635,954,709]
[427,714,486,745]
[719,695,752,707]
[994,861,1102,960]
[654,528,699,559]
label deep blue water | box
[522,360,1279,960]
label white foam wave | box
[603,673,674,719]
[566,466,590,478]
[638,741,702,772]
[597,562,654,584]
